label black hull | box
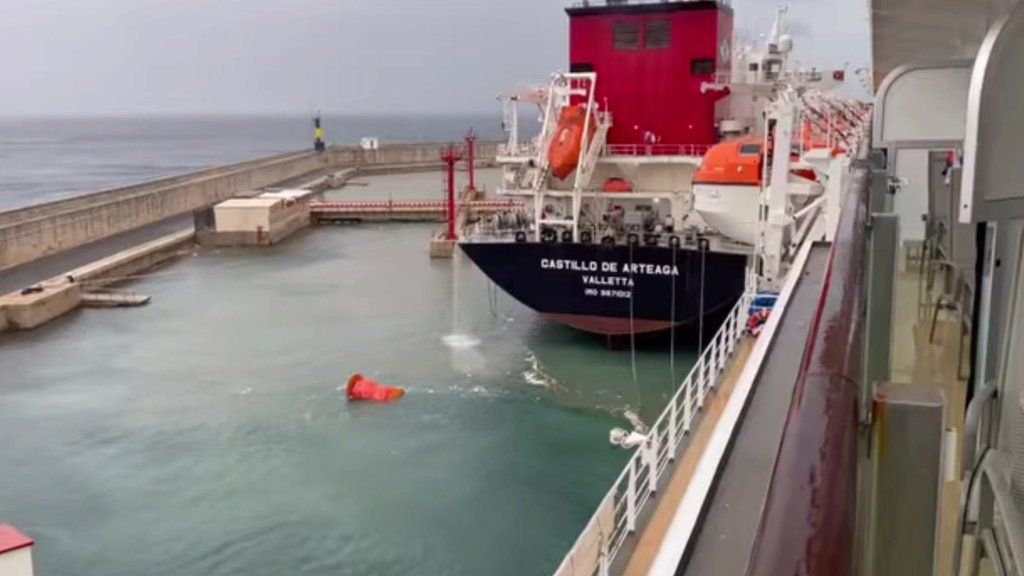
[460,242,748,336]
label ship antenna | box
[770,4,788,47]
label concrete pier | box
[0,141,499,335]
[0,230,193,333]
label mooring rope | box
[669,244,678,395]
[628,240,641,416]
[698,238,708,360]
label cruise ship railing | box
[745,147,872,576]
[552,283,753,576]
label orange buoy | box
[602,177,633,193]
[548,106,596,180]
[347,374,405,403]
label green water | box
[0,172,696,576]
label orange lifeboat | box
[347,374,405,403]
[602,178,633,193]
[548,107,596,180]
[693,136,764,187]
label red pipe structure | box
[464,129,478,192]
[441,145,463,240]
[746,145,871,576]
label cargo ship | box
[460,0,841,336]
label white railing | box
[603,144,711,158]
[570,0,731,7]
[553,285,754,576]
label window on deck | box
[613,22,640,50]
[644,20,671,49]
[691,58,716,76]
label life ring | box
[541,228,558,243]
[747,309,770,337]
[602,178,633,193]
[515,231,527,243]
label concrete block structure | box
[204,189,313,247]
[0,282,82,331]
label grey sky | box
[0,0,870,116]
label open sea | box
[0,114,511,210]
[0,115,695,575]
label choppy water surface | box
[0,135,694,576]
[0,114,508,210]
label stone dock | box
[0,142,498,334]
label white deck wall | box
[894,148,930,243]
[0,547,33,576]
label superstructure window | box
[570,63,594,73]
[739,143,762,155]
[644,20,671,49]
[691,58,716,76]
[613,22,639,50]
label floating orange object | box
[548,106,596,180]
[347,374,405,403]
[602,178,633,193]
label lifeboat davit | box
[602,178,633,193]
[548,106,596,180]
[347,374,405,403]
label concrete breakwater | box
[0,142,499,273]
[0,141,498,335]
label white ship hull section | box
[693,184,760,246]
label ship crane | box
[498,86,548,157]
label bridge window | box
[739,143,762,155]
[644,20,671,49]
[614,22,639,50]
[570,63,595,73]
[691,58,716,76]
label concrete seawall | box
[0,142,499,272]
[0,229,194,332]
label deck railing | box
[603,144,711,158]
[745,145,872,576]
[553,283,753,576]
[498,143,710,159]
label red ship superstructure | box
[567,1,732,148]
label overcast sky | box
[0,0,870,116]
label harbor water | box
[0,117,696,575]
